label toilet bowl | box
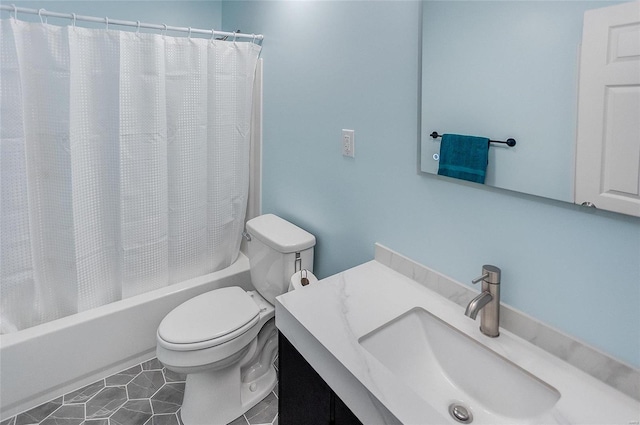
[156,214,316,425]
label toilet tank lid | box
[246,214,316,253]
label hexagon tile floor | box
[1,358,278,425]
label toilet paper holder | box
[300,269,310,286]
[294,252,311,286]
[295,253,301,271]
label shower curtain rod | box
[0,4,264,41]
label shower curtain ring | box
[105,16,109,30]
[211,29,216,40]
[72,13,77,28]
[252,34,256,44]
[11,4,17,20]
[188,27,192,39]
[162,23,167,36]
[233,31,237,42]
[136,20,140,33]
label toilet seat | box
[157,287,260,351]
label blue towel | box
[437,134,489,184]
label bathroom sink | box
[359,308,561,422]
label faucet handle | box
[472,265,501,285]
[471,273,489,284]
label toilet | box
[156,214,316,425]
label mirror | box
[420,0,621,203]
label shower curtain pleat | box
[1,20,35,334]
[119,31,170,298]
[5,21,79,329]
[165,36,209,285]
[0,19,261,333]
[69,27,122,310]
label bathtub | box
[0,252,252,420]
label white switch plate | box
[342,129,355,157]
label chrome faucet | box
[464,265,501,337]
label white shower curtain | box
[0,19,261,333]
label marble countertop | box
[275,259,640,424]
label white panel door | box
[575,0,640,217]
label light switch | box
[342,129,355,157]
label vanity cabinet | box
[278,333,363,425]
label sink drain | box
[448,403,473,424]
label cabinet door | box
[278,333,332,425]
[278,333,363,425]
[575,1,640,217]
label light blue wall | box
[223,1,640,368]
[2,1,222,33]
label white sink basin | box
[359,308,561,423]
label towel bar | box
[430,132,516,147]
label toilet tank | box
[245,214,316,305]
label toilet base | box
[179,320,279,425]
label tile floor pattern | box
[1,358,278,425]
